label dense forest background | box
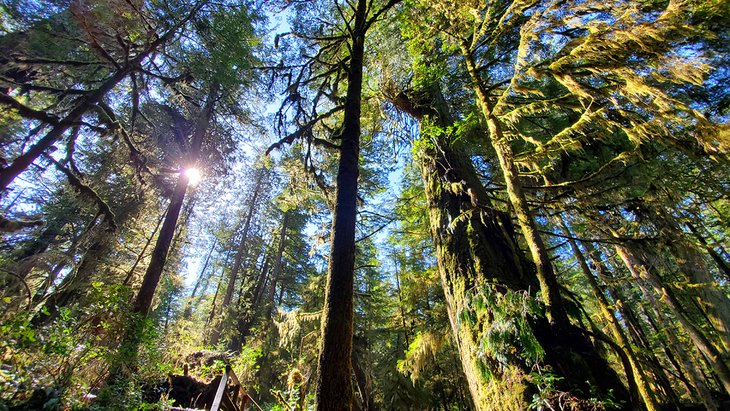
[0,0,728,410]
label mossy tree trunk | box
[391,86,629,410]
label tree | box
[269,0,400,407]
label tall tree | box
[269,0,400,407]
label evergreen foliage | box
[0,0,728,410]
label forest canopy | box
[0,0,728,410]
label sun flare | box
[184,167,202,185]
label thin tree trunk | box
[615,243,729,401]
[393,254,410,349]
[250,255,270,315]
[123,211,165,286]
[558,218,654,411]
[183,239,217,319]
[584,242,682,407]
[460,43,569,328]
[209,168,265,346]
[265,211,290,322]
[205,271,223,329]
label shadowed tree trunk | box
[314,0,365,406]
[109,87,217,384]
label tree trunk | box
[183,239,217,319]
[393,254,410,349]
[209,167,265,346]
[391,85,629,409]
[123,211,165,286]
[315,1,366,408]
[459,44,569,329]
[615,243,730,400]
[559,219,655,410]
[583,242,682,407]
[265,211,290,322]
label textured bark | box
[314,2,365,408]
[460,44,569,329]
[392,86,629,409]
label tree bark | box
[315,1,366,408]
[391,85,629,409]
